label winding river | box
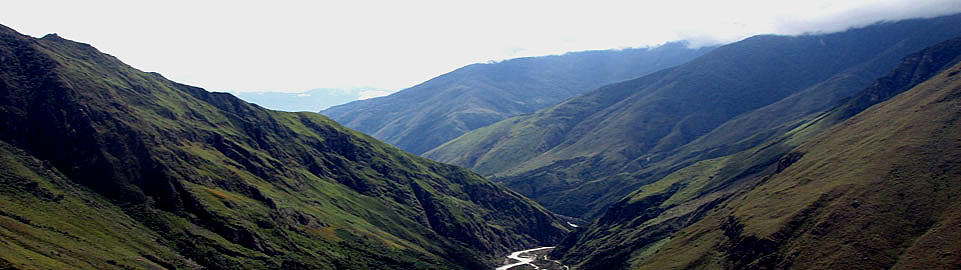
[495,246,555,270]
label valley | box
[428,14,961,220]
[496,247,567,270]
[3,5,961,270]
[0,25,568,269]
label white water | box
[495,246,555,270]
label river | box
[495,246,565,270]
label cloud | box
[296,93,311,97]
[767,0,961,35]
[356,90,393,100]
[2,0,959,93]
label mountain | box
[321,43,714,154]
[553,35,961,270]
[0,140,199,269]
[234,87,391,112]
[0,25,568,269]
[425,14,961,219]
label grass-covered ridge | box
[322,42,714,154]
[0,24,568,269]
[553,35,961,270]
[631,50,961,270]
[426,14,961,220]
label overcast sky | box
[3,0,961,97]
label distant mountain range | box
[234,87,392,112]
[0,25,567,269]
[322,43,715,154]
[426,14,961,220]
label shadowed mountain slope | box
[322,43,713,154]
[0,140,202,269]
[553,35,961,270]
[0,25,568,270]
[426,14,961,219]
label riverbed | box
[495,247,568,270]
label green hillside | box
[0,140,199,269]
[322,43,713,154]
[553,35,961,270]
[426,14,961,219]
[0,25,568,269]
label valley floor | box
[496,247,568,270]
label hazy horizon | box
[3,0,960,100]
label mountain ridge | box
[426,14,961,219]
[322,43,714,154]
[552,32,961,270]
[0,24,567,269]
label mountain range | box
[0,25,567,269]
[3,11,961,270]
[426,14,961,220]
[322,43,714,154]
[553,34,961,270]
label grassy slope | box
[322,43,713,154]
[636,55,961,270]
[0,141,200,270]
[633,20,961,176]
[426,14,961,219]
[0,25,567,269]
[554,36,961,270]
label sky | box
[3,0,961,100]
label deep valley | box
[3,7,961,270]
